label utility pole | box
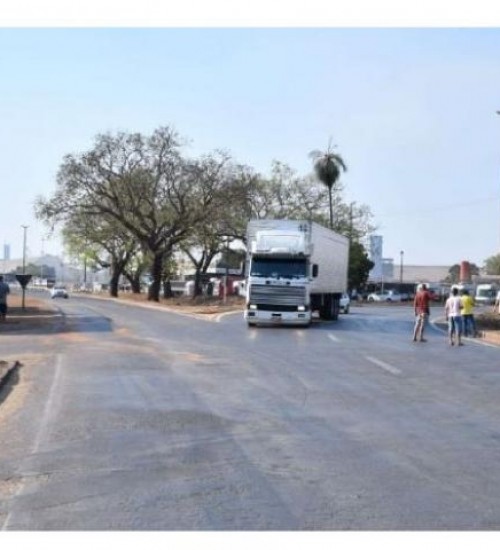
[223,238,229,305]
[400,250,404,285]
[40,237,45,281]
[496,111,500,254]
[349,202,354,245]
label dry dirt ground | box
[107,292,245,316]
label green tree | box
[348,241,374,291]
[35,127,238,302]
[484,254,500,275]
[61,211,143,297]
[309,142,347,229]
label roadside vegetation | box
[35,126,375,301]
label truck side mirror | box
[312,264,319,278]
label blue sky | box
[1,26,500,267]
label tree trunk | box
[163,279,173,299]
[123,271,142,293]
[109,270,120,298]
[148,252,163,302]
[193,267,203,297]
[130,275,141,294]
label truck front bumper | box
[244,309,311,326]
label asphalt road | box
[1,294,500,530]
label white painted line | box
[327,333,341,343]
[32,353,63,453]
[365,355,401,376]
[215,310,244,323]
[2,354,64,531]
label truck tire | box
[319,296,330,320]
[331,294,340,321]
[320,294,337,321]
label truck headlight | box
[249,304,257,310]
[297,305,306,312]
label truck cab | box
[245,230,313,326]
[244,220,349,327]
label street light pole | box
[223,238,229,305]
[40,237,45,281]
[400,250,404,285]
[496,111,500,253]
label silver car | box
[50,286,69,299]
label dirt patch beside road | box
[89,291,245,316]
[476,312,500,345]
[0,294,61,332]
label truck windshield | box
[250,258,307,279]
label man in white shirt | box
[445,287,463,346]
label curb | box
[431,317,500,347]
[72,291,244,322]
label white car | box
[340,292,350,314]
[50,286,69,299]
[367,290,402,302]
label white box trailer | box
[244,219,349,326]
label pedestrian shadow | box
[0,361,21,406]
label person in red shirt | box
[413,283,431,342]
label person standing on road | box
[413,283,431,342]
[460,289,477,337]
[0,275,10,321]
[445,287,463,346]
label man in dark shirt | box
[413,283,431,342]
[0,275,10,321]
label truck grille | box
[249,284,306,307]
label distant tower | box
[3,244,10,261]
[369,235,384,282]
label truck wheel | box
[331,295,339,321]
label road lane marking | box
[215,310,244,323]
[365,355,401,376]
[2,354,64,531]
[327,333,341,343]
[32,353,63,453]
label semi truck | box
[244,219,349,327]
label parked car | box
[50,286,69,299]
[340,292,350,314]
[367,290,402,302]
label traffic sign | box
[15,274,32,289]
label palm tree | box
[309,141,347,229]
